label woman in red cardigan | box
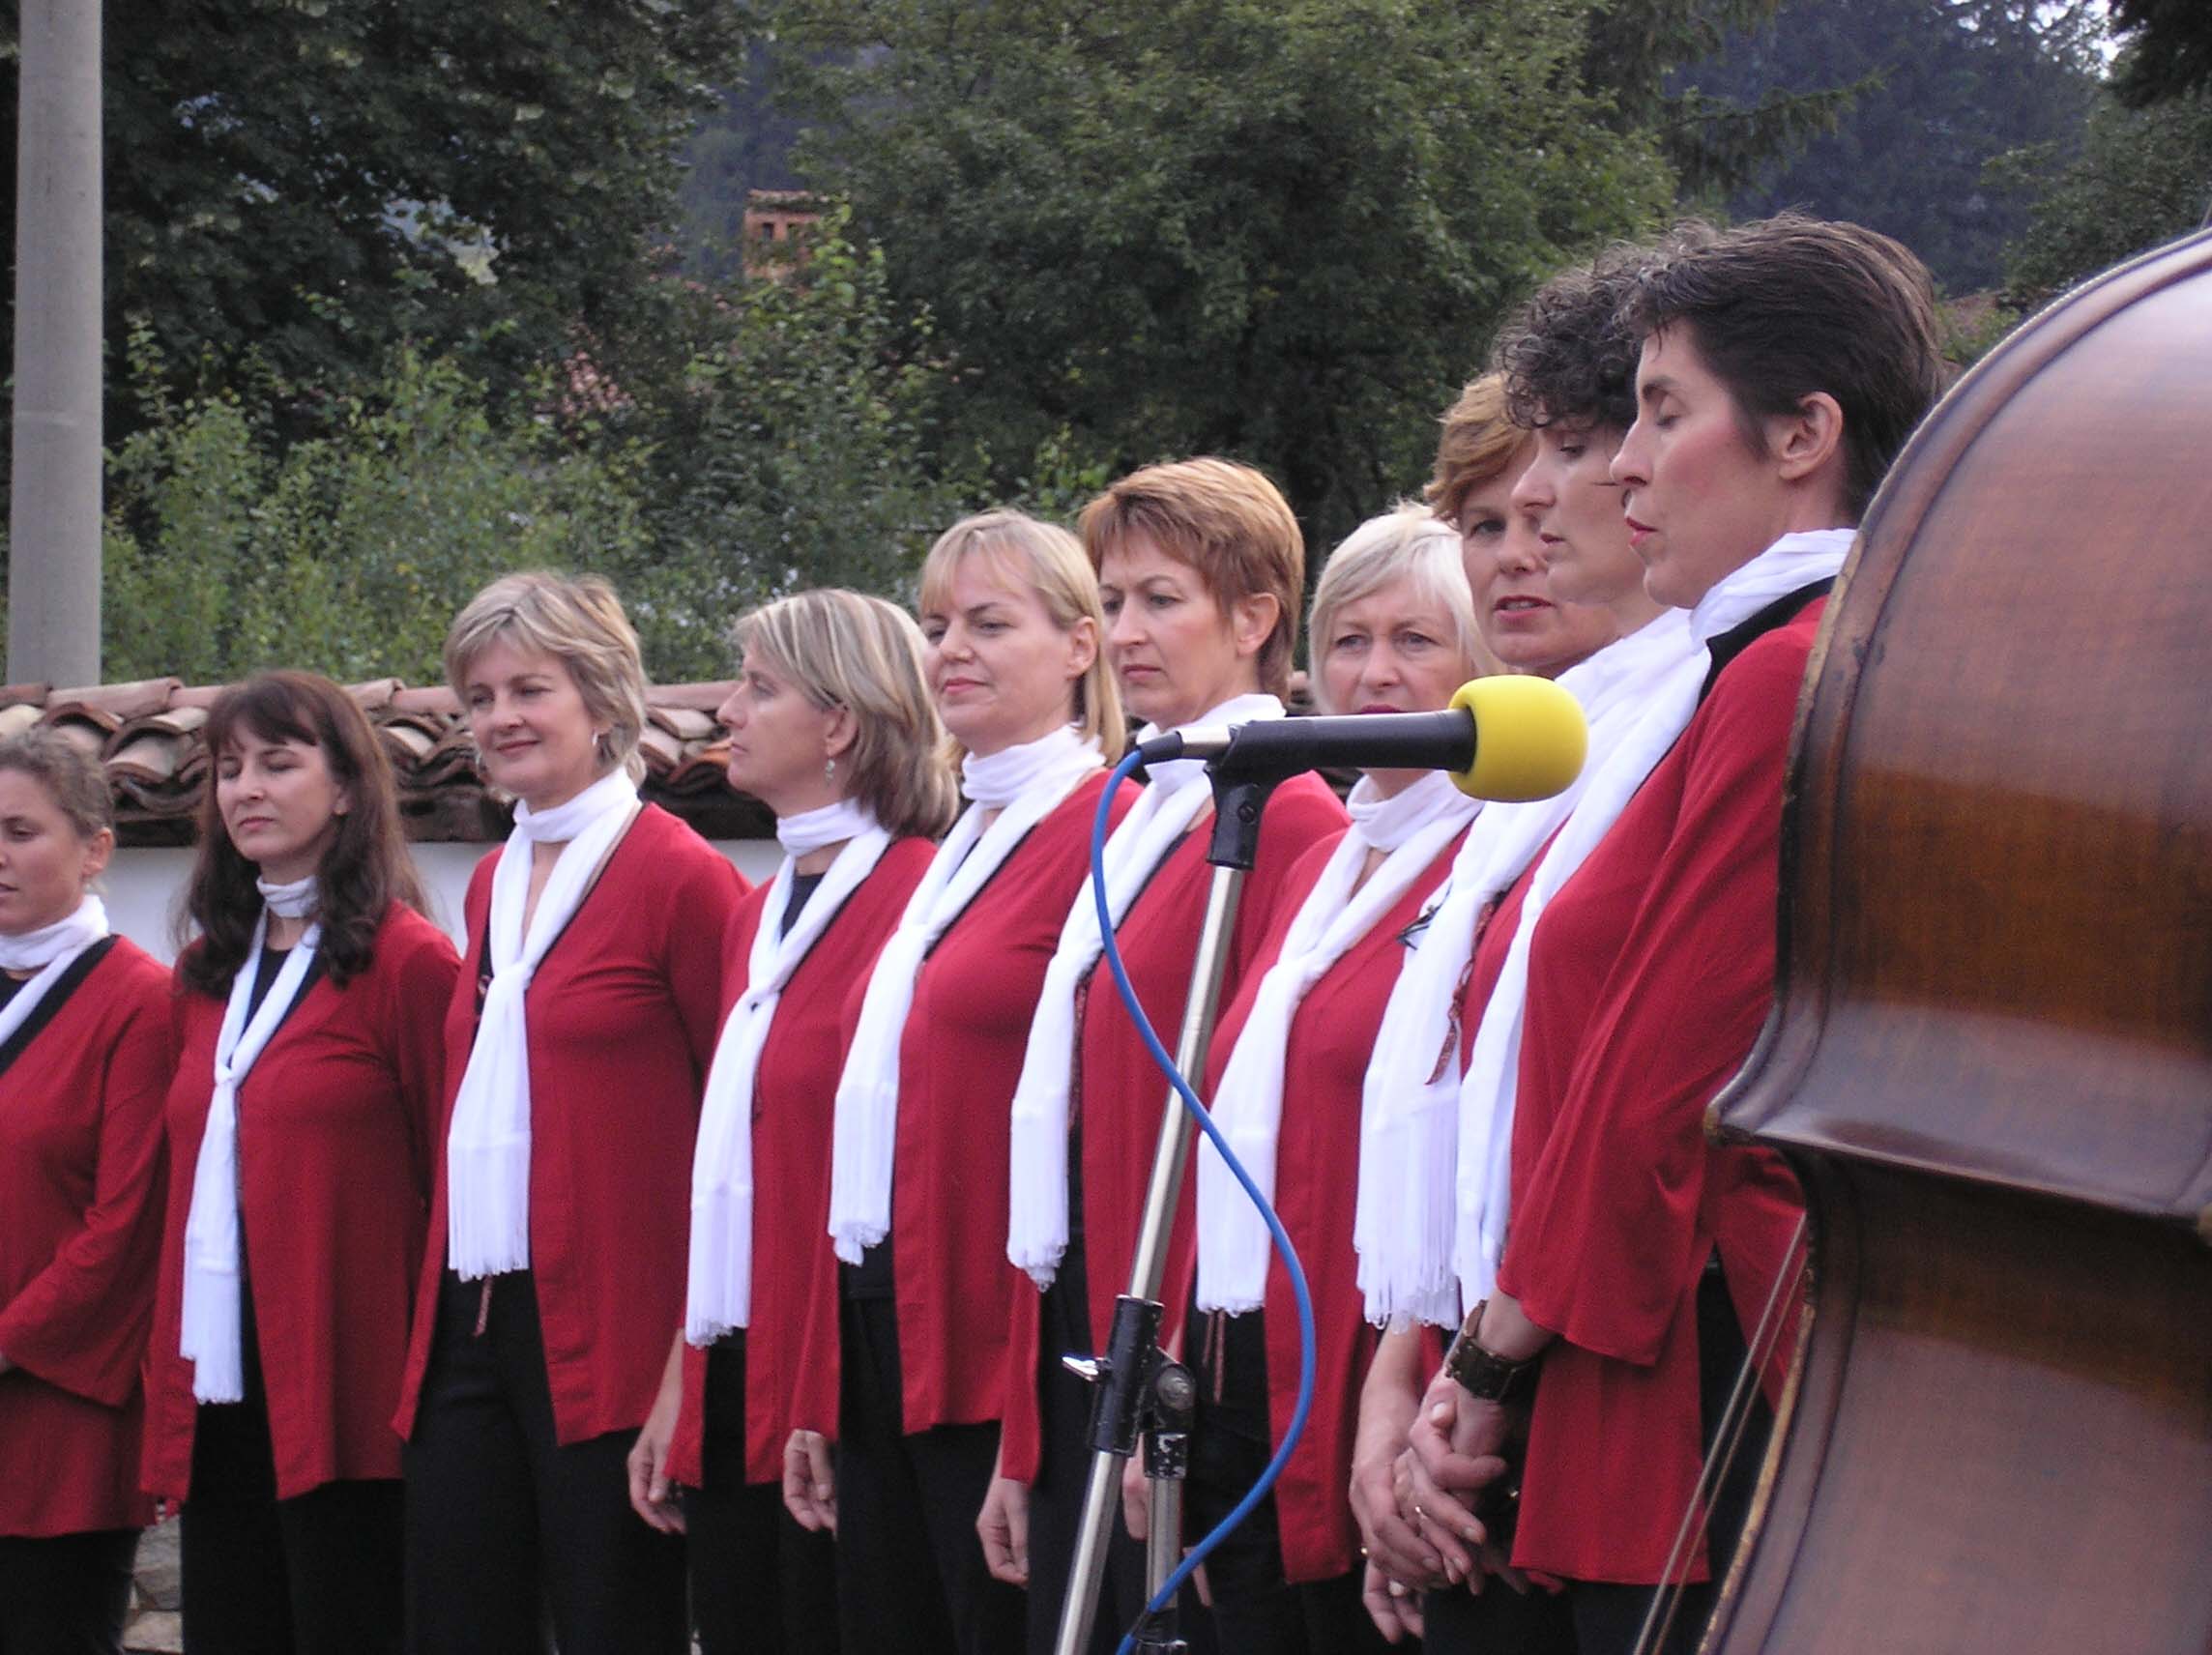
[143,671,458,1655]
[978,458,1345,1654]
[785,510,1129,1655]
[1179,507,1491,1653]
[1353,272,1697,1651]
[1408,216,1945,1655]
[398,572,747,1655]
[0,730,172,1655]
[622,589,959,1655]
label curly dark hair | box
[1492,245,1647,435]
[178,672,428,995]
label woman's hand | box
[1402,1370,1510,1585]
[1362,1558,1426,1644]
[1351,1331,1447,1590]
[783,1430,838,1534]
[1405,1368,1535,1594]
[626,1335,687,1534]
[1120,1450,1150,1541]
[977,1473,1033,1586]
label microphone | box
[1137,676,1587,801]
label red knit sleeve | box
[659,833,751,1080]
[0,963,175,1406]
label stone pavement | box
[124,1521,181,1653]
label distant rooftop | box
[0,677,773,846]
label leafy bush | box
[102,342,653,684]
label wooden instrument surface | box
[1708,227,2212,1654]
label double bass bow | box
[1677,225,2212,1654]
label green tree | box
[754,0,1676,550]
[88,215,977,686]
[1997,73,2212,301]
[593,216,971,675]
[0,0,746,437]
[676,57,809,285]
[102,342,653,685]
[1679,0,2097,292]
[1585,0,1854,197]
[2108,0,2212,107]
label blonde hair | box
[444,571,651,784]
[1426,374,1534,529]
[918,509,1127,761]
[1308,505,1494,713]
[1077,458,1305,698]
[732,589,961,841]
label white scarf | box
[827,725,1102,1264]
[0,893,110,1053]
[685,799,890,1344]
[1352,612,1700,1326]
[254,874,319,920]
[180,908,322,1402]
[1195,769,1478,1314]
[446,769,640,1281]
[1452,528,1852,1312]
[1005,692,1284,1290]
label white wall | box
[106,838,784,963]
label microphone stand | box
[1052,767,1280,1655]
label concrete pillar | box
[9,0,103,687]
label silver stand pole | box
[1052,845,1249,1655]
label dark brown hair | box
[1619,213,1945,520]
[178,673,427,995]
[0,727,114,841]
[1494,246,1646,434]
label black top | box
[1701,578,1836,702]
[843,1241,896,1302]
[244,940,327,1026]
[781,872,826,940]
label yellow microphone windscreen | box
[1448,676,1588,801]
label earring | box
[825,756,837,784]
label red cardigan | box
[790,771,1131,1441]
[1497,602,1822,1586]
[144,906,459,1501]
[0,938,173,1537]
[998,773,1346,1484]
[394,805,748,1445]
[1195,825,1469,1585]
[666,836,937,1490]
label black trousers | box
[402,1270,685,1655]
[0,1528,137,1655]
[182,1282,403,1655]
[832,1294,1025,1655]
[1022,1244,1214,1655]
[688,1334,838,1655]
[1421,1262,1773,1655]
[1419,1576,1578,1653]
[1185,1311,1392,1655]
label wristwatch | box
[1442,1299,1539,1406]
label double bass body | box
[1709,228,2212,1652]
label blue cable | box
[1087,746,1318,1655]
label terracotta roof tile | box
[5,678,773,846]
